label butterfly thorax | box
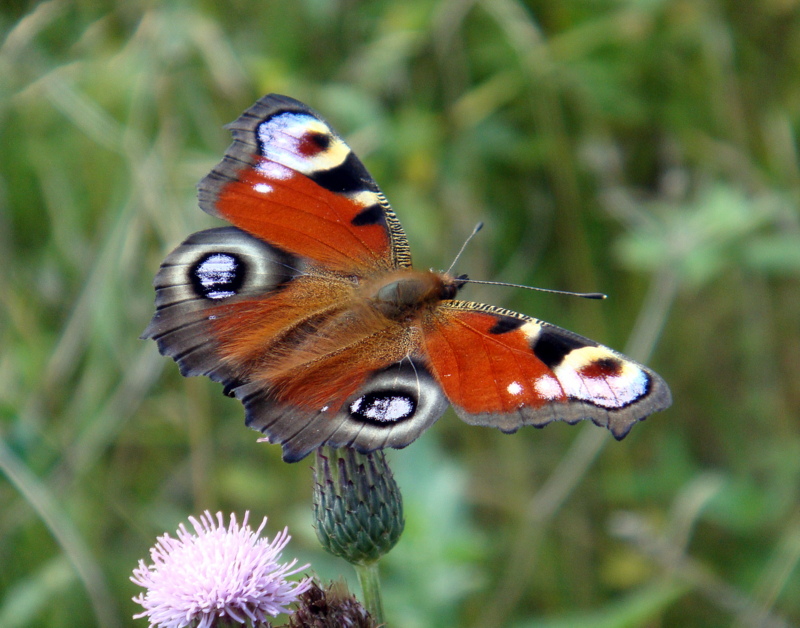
[363,269,458,321]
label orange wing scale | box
[215,165,392,272]
[424,310,563,414]
[207,277,417,413]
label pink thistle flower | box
[132,511,311,628]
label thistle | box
[312,447,404,623]
[131,511,311,628]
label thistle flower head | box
[313,447,404,565]
[132,511,311,628]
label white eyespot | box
[350,394,414,423]
[195,254,238,299]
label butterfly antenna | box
[446,222,484,276]
[465,278,607,300]
[446,222,605,300]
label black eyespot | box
[191,253,245,300]
[349,391,417,425]
[308,131,331,149]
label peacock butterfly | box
[143,94,671,462]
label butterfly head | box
[451,273,470,295]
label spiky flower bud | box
[312,447,404,565]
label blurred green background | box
[2,1,799,626]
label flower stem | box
[354,561,385,624]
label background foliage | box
[2,1,799,626]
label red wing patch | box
[214,164,392,272]
[422,308,561,415]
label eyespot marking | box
[553,347,649,408]
[256,112,349,175]
[350,392,416,425]
[191,253,245,300]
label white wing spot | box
[253,182,273,194]
[347,190,382,207]
[255,161,292,180]
[507,381,523,395]
[534,375,562,400]
[519,320,543,341]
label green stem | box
[354,560,385,624]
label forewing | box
[422,302,672,439]
[198,93,411,273]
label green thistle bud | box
[312,446,404,565]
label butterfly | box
[143,94,672,462]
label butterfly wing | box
[143,226,309,388]
[241,356,449,463]
[198,93,411,273]
[144,95,447,461]
[421,302,671,438]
